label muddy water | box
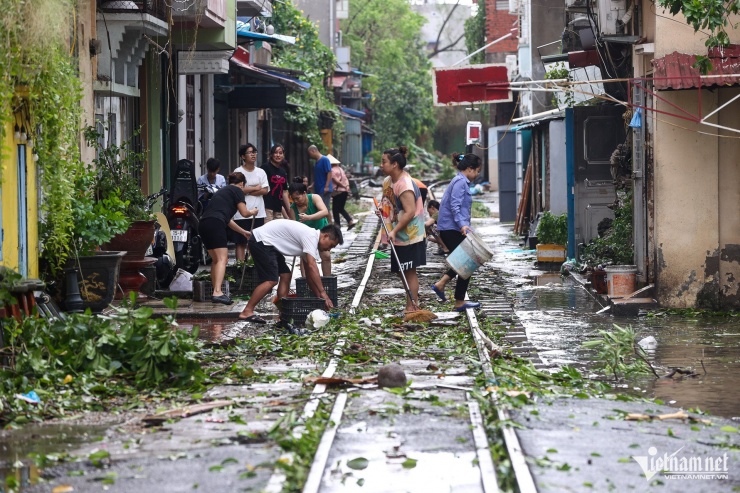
[514,276,740,419]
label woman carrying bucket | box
[431,153,484,312]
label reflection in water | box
[515,277,740,419]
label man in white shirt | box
[238,220,343,324]
[231,143,269,261]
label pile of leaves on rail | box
[0,295,205,425]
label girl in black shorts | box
[198,172,258,304]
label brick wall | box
[485,0,518,59]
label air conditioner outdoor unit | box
[508,0,519,15]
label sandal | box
[454,302,481,312]
[347,221,358,230]
[430,284,447,302]
[212,294,233,305]
[238,314,267,324]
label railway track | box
[30,210,539,493]
[257,214,536,493]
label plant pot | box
[591,268,607,294]
[536,244,566,263]
[63,251,126,313]
[103,220,157,298]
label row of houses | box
[1,0,372,280]
[480,0,740,309]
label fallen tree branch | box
[142,400,234,425]
[625,410,711,425]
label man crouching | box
[238,220,343,324]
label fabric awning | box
[653,46,740,90]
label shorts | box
[248,236,291,283]
[199,217,228,250]
[390,240,427,273]
[228,217,264,245]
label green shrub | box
[536,211,568,245]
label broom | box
[238,216,256,291]
[373,198,437,323]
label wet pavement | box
[5,189,740,492]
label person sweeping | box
[377,146,435,322]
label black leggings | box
[332,191,352,226]
[440,229,470,302]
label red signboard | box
[433,64,512,106]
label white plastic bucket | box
[445,231,494,280]
[604,265,637,297]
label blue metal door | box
[17,144,28,276]
[497,131,517,222]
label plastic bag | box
[306,309,330,330]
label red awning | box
[652,45,740,90]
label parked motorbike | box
[196,183,221,265]
[145,188,177,289]
[166,159,202,274]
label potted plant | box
[535,211,568,265]
[83,126,157,297]
[64,167,131,312]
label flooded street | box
[514,276,740,419]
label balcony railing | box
[98,0,168,21]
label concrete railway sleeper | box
[256,216,535,493]
[23,214,538,493]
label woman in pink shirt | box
[330,156,357,230]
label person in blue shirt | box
[308,145,334,222]
[430,153,483,312]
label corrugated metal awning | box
[230,47,307,92]
[653,46,740,90]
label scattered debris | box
[377,363,407,388]
[625,410,711,424]
[303,375,378,386]
[637,336,657,350]
[142,400,234,425]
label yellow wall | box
[1,118,39,278]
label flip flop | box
[454,301,481,312]
[238,314,267,324]
[430,284,447,302]
[212,294,233,305]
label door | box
[17,144,28,276]
[498,131,517,222]
[572,105,625,252]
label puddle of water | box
[0,463,40,491]
[535,273,563,286]
[0,423,108,490]
[515,278,740,419]
[176,317,276,343]
[0,423,108,464]
[322,450,480,493]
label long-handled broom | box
[238,216,256,291]
[374,198,436,323]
